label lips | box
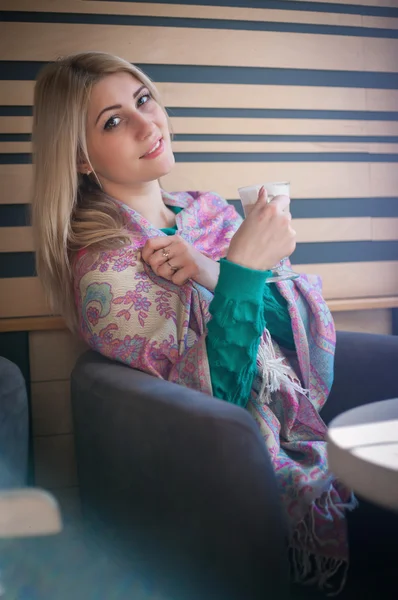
[140,138,162,158]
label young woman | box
[32,51,358,594]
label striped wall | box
[1,0,398,505]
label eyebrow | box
[95,85,147,125]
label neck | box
[102,180,175,229]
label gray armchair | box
[0,357,29,489]
[71,332,398,600]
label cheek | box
[88,135,130,173]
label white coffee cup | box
[238,181,290,216]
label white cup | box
[238,181,290,216]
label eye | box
[104,116,121,130]
[137,92,151,107]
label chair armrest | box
[71,351,289,600]
[320,331,398,425]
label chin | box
[155,151,175,179]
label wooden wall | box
[1,0,398,506]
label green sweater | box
[161,207,294,408]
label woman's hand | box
[227,186,296,271]
[141,235,220,291]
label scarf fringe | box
[289,490,358,596]
[257,329,309,404]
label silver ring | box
[162,248,170,259]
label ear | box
[77,151,92,175]
[77,161,92,176]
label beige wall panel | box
[3,162,380,205]
[370,163,398,197]
[332,309,392,335]
[372,217,398,241]
[29,330,88,382]
[0,277,48,318]
[172,141,398,153]
[0,227,33,252]
[0,23,365,72]
[7,0,398,28]
[303,0,397,7]
[0,82,374,112]
[295,261,398,299]
[4,82,398,114]
[5,140,398,155]
[31,380,73,436]
[163,162,372,199]
[363,38,398,73]
[365,122,398,135]
[0,219,377,251]
[328,296,398,311]
[34,434,77,488]
[0,142,29,153]
[294,217,372,243]
[364,16,398,30]
[0,116,32,134]
[170,118,398,136]
[0,261,398,318]
[0,81,34,106]
[365,89,398,112]
[3,260,398,320]
[1,164,32,205]
[159,83,368,110]
[4,0,365,27]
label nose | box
[133,110,155,141]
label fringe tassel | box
[290,491,358,596]
[257,329,309,404]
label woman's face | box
[84,71,175,189]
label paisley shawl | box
[73,189,355,590]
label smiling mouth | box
[140,138,162,158]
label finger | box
[149,246,177,272]
[171,265,192,286]
[270,194,290,211]
[255,185,268,205]
[141,236,175,262]
[156,261,175,280]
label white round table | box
[327,398,398,512]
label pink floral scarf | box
[73,189,355,591]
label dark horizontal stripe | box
[2,11,398,39]
[0,252,36,278]
[3,241,398,277]
[176,134,398,142]
[2,198,398,228]
[1,62,398,90]
[2,133,398,144]
[3,105,398,122]
[0,134,31,142]
[173,152,398,162]
[3,152,398,164]
[291,198,398,219]
[292,241,398,264]
[0,154,31,164]
[92,0,398,19]
[169,108,398,120]
[228,198,398,219]
[0,106,32,117]
[0,204,30,227]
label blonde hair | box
[32,51,169,332]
